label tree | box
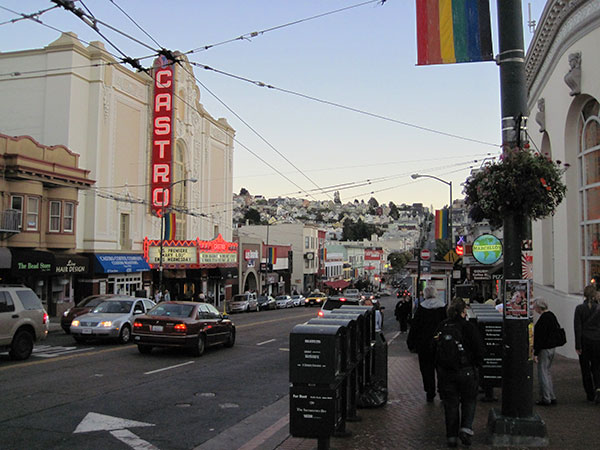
[239,187,249,196]
[243,208,261,225]
[389,201,399,220]
[368,197,379,208]
[434,239,451,261]
[387,251,413,272]
[334,191,341,204]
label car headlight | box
[63,309,71,317]
[71,320,80,327]
[99,321,113,328]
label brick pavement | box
[277,330,600,450]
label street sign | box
[444,250,460,262]
[420,249,431,260]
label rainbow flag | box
[267,247,277,265]
[416,0,493,65]
[435,209,448,240]
[163,212,176,240]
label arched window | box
[579,99,600,285]
[172,141,187,240]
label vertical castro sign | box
[151,56,175,217]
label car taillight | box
[133,321,143,328]
[43,313,49,324]
[174,323,187,332]
[318,310,324,317]
[340,297,346,302]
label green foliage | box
[464,149,568,228]
[434,239,451,261]
[389,202,399,220]
[239,187,249,196]
[387,251,413,272]
[342,218,380,241]
[244,208,261,225]
[368,197,379,208]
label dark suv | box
[0,285,49,360]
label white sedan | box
[275,295,294,309]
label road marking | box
[235,311,316,329]
[238,414,289,450]
[144,361,194,375]
[256,339,276,346]
[33,345,92,358]
[279,348,289,352]
[75,412,157,450]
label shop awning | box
[93,254,150,273]
[324,279,350,290]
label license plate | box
[151,325,164,332]
[82,329,92,334]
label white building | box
[0,33,235,301]
[527,0,600,358]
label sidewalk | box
[276,330,600,450]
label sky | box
[0,0,547,210]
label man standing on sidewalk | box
[574,285,600,402]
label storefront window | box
[580,99,600,284]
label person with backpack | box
[407,285,447,403]
[434,298,484,448]
[574,284,600,403]
[532,297,560,406]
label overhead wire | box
[0,4,59,26]
[185,0,384,54]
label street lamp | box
[158,177,198,292]
[411,173,453,246]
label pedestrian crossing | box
[32,345,92,358]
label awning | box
[54,254,90,274]
[93,254,150,273]
[324,279,350,290]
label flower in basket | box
[463,149,568,228]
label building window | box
[579,99,600,285]
[305,237,310,249]
[120,214,130,248]
[64,202,74,232]
[214,225,219,238]
[26,197,39,231]
[10,195,23,229]
[49,201,61,232]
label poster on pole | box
[503,279,531,319]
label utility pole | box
[488,0,547,445]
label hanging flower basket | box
[463,149,568,228]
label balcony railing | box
[0,209,21,235]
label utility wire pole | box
[488,0,547,445]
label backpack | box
[435,322,470,370]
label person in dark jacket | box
[434,298,484,448]
[407,285,447,402]
[394,292,412,333]
[574,284,600,402]
[533,297,559,406]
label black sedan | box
[257,295,277,311]
[132,301,235,356]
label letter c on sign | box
[156,69,172,88]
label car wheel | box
[9,329,34,360]
[138,345,153,354]
[118,325,131,344]
[73,335,87,344]
[224,330,235,348]
[191,335,205,356]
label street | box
[0,305,323,450]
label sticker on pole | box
[420,249,431,261]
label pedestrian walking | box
[154,289,162,303]
[365,299,383,332]
[532,297,560,406]
[395,293,412,333]
[163,289,171,302]
[407,285,447,402]
[574,284,600,403]
[434,298,484,448]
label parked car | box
[61,294,113,334]
[0,285,49,360]
[317,296,362,317]
[343,288,361,301]
[291,294,305,307]
[70,297,156,344]
[229,293,259,313]
[304,291,327,307]
[132,301,235,356]
[257,295,276,311]
[275,295,294,309]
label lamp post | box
[158,177,198,293]
[411,173,453,246]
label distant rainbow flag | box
[435,209,448,240]
[163,213,176,240]
[416,0,493,65]
[267,247,277,265]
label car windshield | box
[147,303,194,318]
[276,296,287,300]
[292,295,301,299]
[81,296,106,308]
[258,296,269,301]
[232,295,248,302]
[92,300,133,314]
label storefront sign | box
[151,56,175,216]
[55,257,88,274]
[147,246,197,265]
[472,234,503,265]
[198,253,237,264]
[11,250,53,274]
[94,254,150,274]
[472,268,491,280]
[365,249,383,260]
[244,249,259,260]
